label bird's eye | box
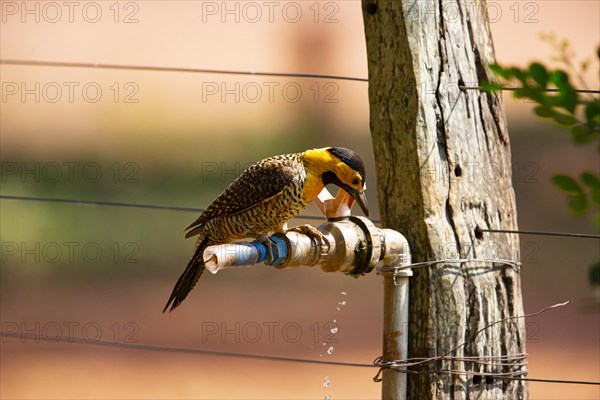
[352,178,360,186]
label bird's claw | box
[288,224,331,253]
[257,235,276,264]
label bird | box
[163,147,368,312]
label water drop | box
[338,300,347,306]
[324,395,332,400]
[341,291,347,295]
[336,307,340,311]
[323,376,330,387]
[330,326,338,334]
[327,346,334,355]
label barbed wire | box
[2,59,598,94]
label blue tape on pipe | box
[250,236,287,266]
[232,243,263,266]
[253,241,268,264]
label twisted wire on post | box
[377,258,522,273]
[377,258,523,287]
[372,299,571,382]
[372,353,528,382]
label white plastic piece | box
[203,243,261,274]
[314,187,354,219]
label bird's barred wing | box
[185,157,302,237]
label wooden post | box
[362,1,528,399]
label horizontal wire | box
[0,194,204,213]
[461,85,600,94]
[0,194,326,221]
[3,195,597,239]
[507,376,600,386]
[2,59,597,94]
[414,369,600,385]
[0,59,369,83]
[2,330,597,386]
[0,331,372,368]
[482,228,600,239]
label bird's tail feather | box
[163,238,208,313]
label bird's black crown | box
[327,147,366,180]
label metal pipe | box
[373,227,411,399]
[380,266,412,399]
[202,217,408,278]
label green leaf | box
[590,261,600,285]
[549,70,569,88]
[581,172,600,205]
[571,124,596,144]
[533,106,554,118]
[581,172,600,187]
[481,81,503,93]
[585,100,600,124]
[529,63,548,88]
[489,63,511,80]
[515,86,544,103]
[552,111,579,126]
[514,87,529,99]
[546,69,578,113]
[552,175,583,193]
[543,95,563,108]
[561,87,578,114]
[509,67,527,83]
[592,189,600,205]
[568,193,588,215]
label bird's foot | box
[287,224,331,253]
[256,234,276,264]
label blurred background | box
[1,1,598,399]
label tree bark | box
[362,1,527,399]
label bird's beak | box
[322,171,370,217]
[348,187,369,217]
